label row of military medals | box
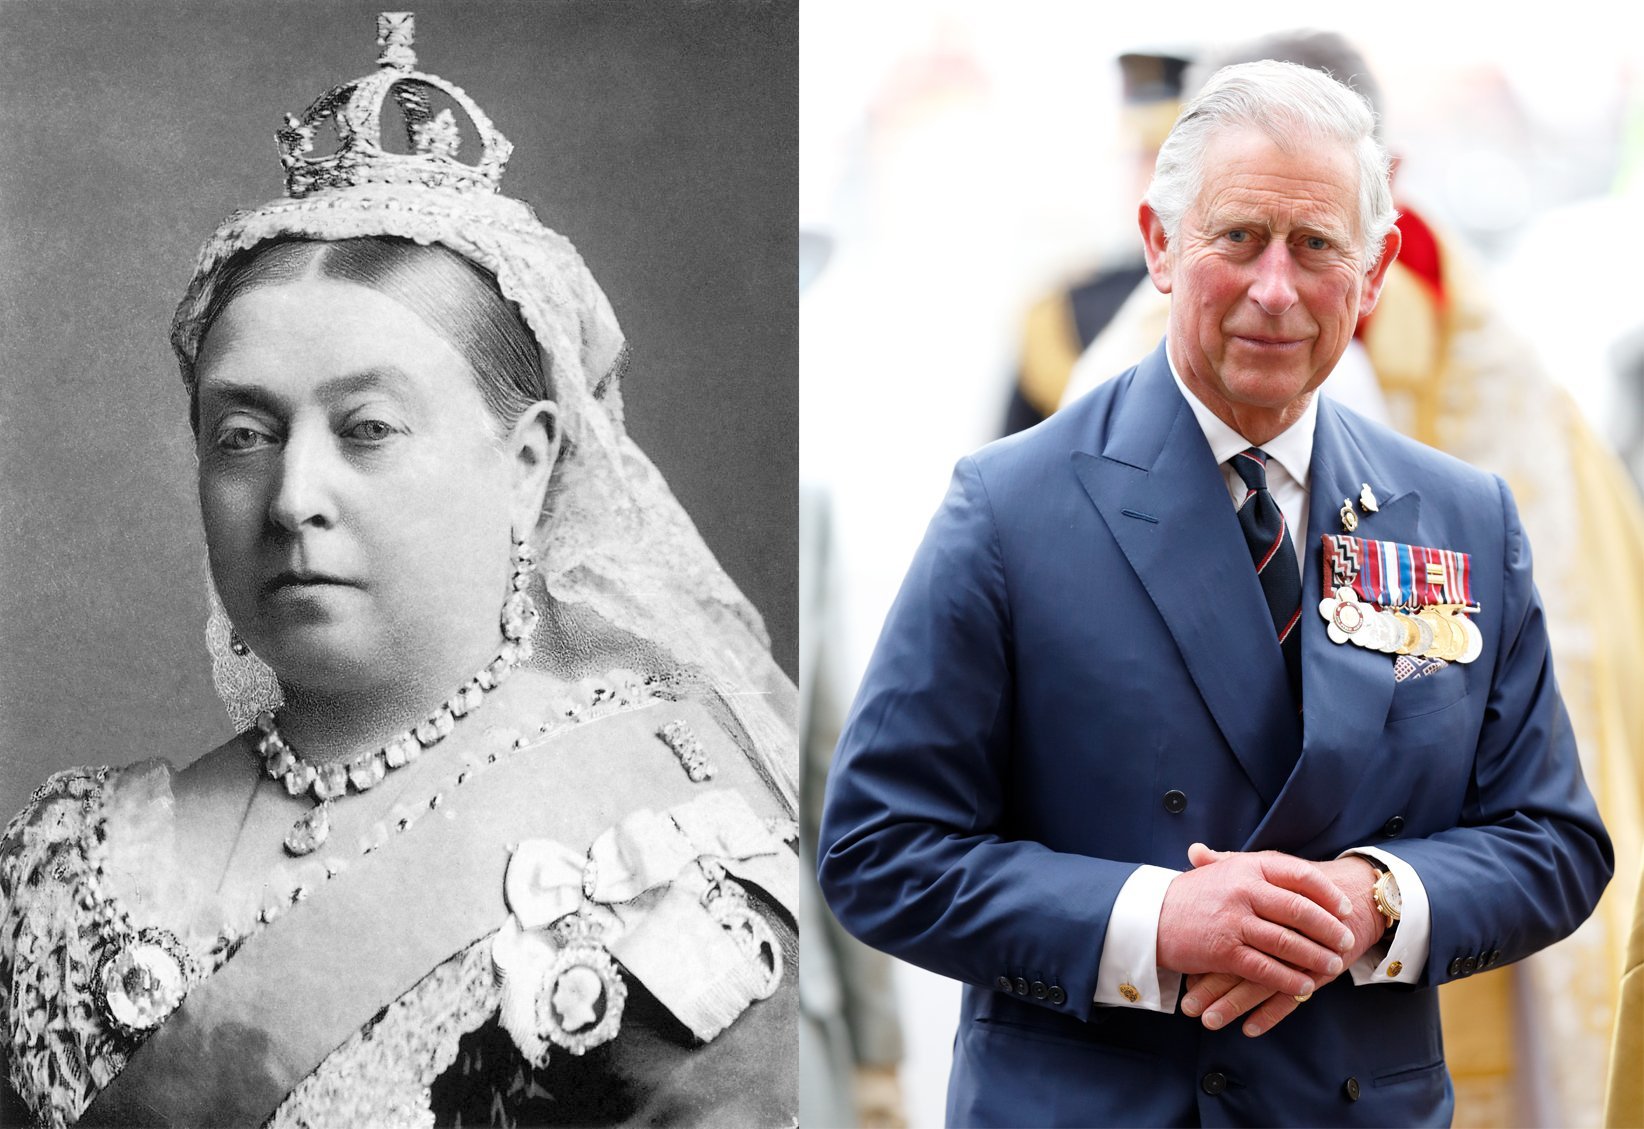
[1317,484,1483,664]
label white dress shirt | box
[1092,345,1431,1013]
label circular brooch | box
[94,927,195,1038]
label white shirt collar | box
[1165,343,1318,491]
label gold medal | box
[1393,613,1425,656]
[1411,613,1437,657]
[1442,613,1469,662]
[1418,608,1458,661]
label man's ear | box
[1140,202,1173,295]
[1358,224,1402,319]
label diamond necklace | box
[252,537,541,855]
[255,633,535,856]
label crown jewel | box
[277,12,513,199]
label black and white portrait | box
[0,2,798,1124]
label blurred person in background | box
[1606,853,1644,1126]
[1614,325,1644,493]
[802,234,909,1129]
[1002,49,1191,437]
[820,57,1611,1127]
[1049,31,1644,1127]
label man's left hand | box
[1179,848,1386,1037]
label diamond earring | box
[502,536,540,646]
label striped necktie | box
[1231,447,1302,707]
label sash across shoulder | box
[80,699,791,1128]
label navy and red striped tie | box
[1231,447,1302,707]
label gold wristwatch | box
[1368,860,1402,931]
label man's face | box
[1142,126,1398,433]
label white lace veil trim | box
[174,186,795,813]
[205,579,284,733]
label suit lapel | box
[1071,345,1300,806]
[1245,397,1421,850]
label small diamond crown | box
[277,12,513,198]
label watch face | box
[1377,871,1402,918]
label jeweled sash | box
[79,698,791,1128]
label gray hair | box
[1145,58,1397,269]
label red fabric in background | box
[1357,204,1445,337]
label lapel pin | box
[1359,483,1379,513]
[1339,498,1358,532]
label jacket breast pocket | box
[1385,661,1470,722]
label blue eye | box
[1305,236,1329,251]
[1226,230,1249,243]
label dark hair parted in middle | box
[190,236,552,440]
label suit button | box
[1448,957,1464,977]
[1201,1071,1228,1096]
[1381,815,1405,837]
[1163,790,1188,814]
[1048,985,1066,1005]
[995,975,1012,992]
[1031,980,1048,999]
[1345,1077,1361,1102]
[1462,956,1478,974]
[1013,977,1029,996]
[1488,948,1501,967]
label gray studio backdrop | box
[0,0,797,820]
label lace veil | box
[169,31,795,812]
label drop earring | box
[230,628,250,657]
[502,536,540,653]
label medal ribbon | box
[1321,535,1472,609]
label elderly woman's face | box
[195,277,520,696]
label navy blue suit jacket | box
[817,344,1612,1127]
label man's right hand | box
[1156,842,1356,998]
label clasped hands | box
[1155,843,1385,1038]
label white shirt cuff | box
[1093,864,1183,1011]
[1340,846,1429,985]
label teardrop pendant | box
[285,800,332,856]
